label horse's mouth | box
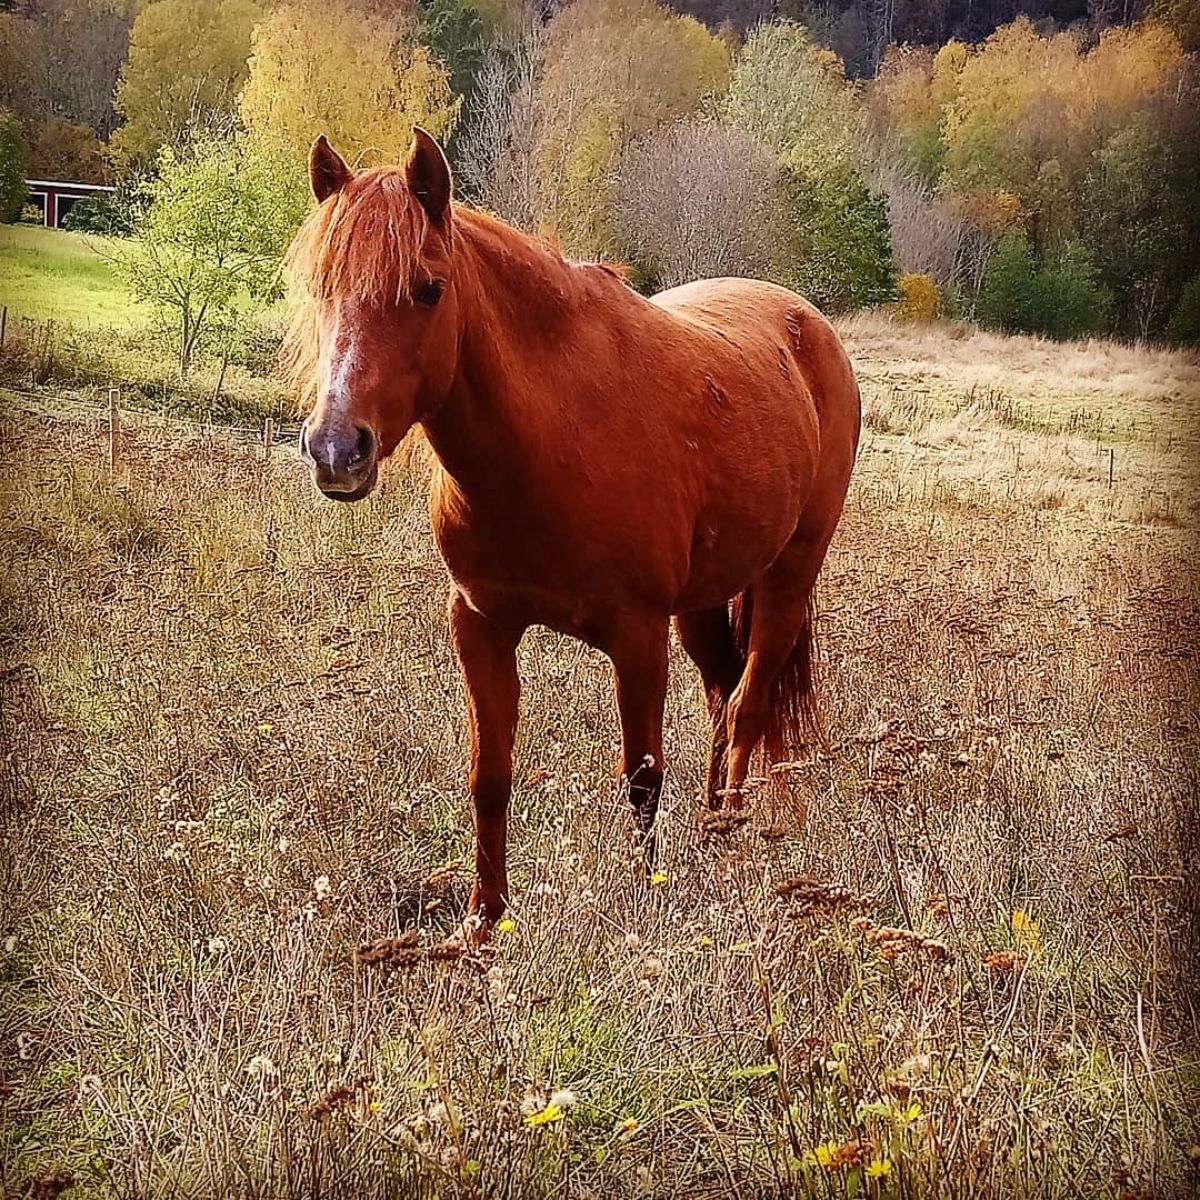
[317,461,378,503]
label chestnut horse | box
[289,131,860,929]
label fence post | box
[263,417,274,460]
[1108,447,1115,490]
[0,305,7,352]
[107,388,121,474]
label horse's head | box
[287,130,459,501]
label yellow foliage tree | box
[111,0,263,169]
[535,0,730,258]
[239,0,459,168]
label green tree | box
[111,135,308,375]
[111,0,262,170]
[725,21,862,188]
[0,110,28,223]
[784,170,897,313]
[977,231,1105,340]
[726,21,895,313]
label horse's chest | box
[430,496,605,636]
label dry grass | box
[1,326,1198,1199]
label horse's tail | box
[729,586,825,776]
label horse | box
[287,129,861,932]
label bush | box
[0,109,28,222]
[894,273,940,322]
[1165,275,1200,347]
[62,192,130,236]
[977,232,1106,340]
[785,170,898,313]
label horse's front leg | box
[607,618,670,863]
[449,591,524,929]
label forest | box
[1,0,1198,345]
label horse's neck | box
[422,212,638,496]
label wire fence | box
[1,379,303,449]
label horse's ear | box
[310,136,351,203]
[406,127,452,226]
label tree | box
[0,1,133,141]
[455,7,544,229]
[535,0,731,257]
[110,135,308,375]
[239,0,459,166]
[0,110,28,223]
[725,21,895,311]
[110,0,263,170]
[725,21,862,187]
[977,231,1106,340]
[28,118,108,183]
[615,118,786,289]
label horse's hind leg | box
[675,606,743,808]
[723,533,831,808]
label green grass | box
[0,223,148,327]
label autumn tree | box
[535,0,731,257]
[110,0,263,169]
[239,0,459,167]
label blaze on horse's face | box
[298,132,458,502]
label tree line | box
[1,0,1197,353]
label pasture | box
[0,226,144,329]
[1,324,1198,1199]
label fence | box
[1,380,301,470]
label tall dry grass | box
[1,330,1198,1199]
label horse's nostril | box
[298,424,311,460]
[349,424,375,467]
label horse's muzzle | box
[299,419,378,501]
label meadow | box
[0,227,287,427]
[1,309,1198,1198]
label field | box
[0,225,145,329]
[1,322,1198,1199]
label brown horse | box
[288,130,861,930]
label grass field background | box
[1,228,1199,1196]
[2,312,1198,1197]
[0,225,146,328]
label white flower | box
[3,934,17,954]
[276,836,290,854]
[246,1054,276,1079]
[313,875,332,901]
[549,1088,577,1111]
[207,936,228,955]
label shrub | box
[977,232,1106,340]
[1165,275,1200,346]
[61,192,130,236]
[785,170,898,313]
[0,109,28,222]
[894,273,939,322]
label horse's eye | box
[413,279,445,307]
